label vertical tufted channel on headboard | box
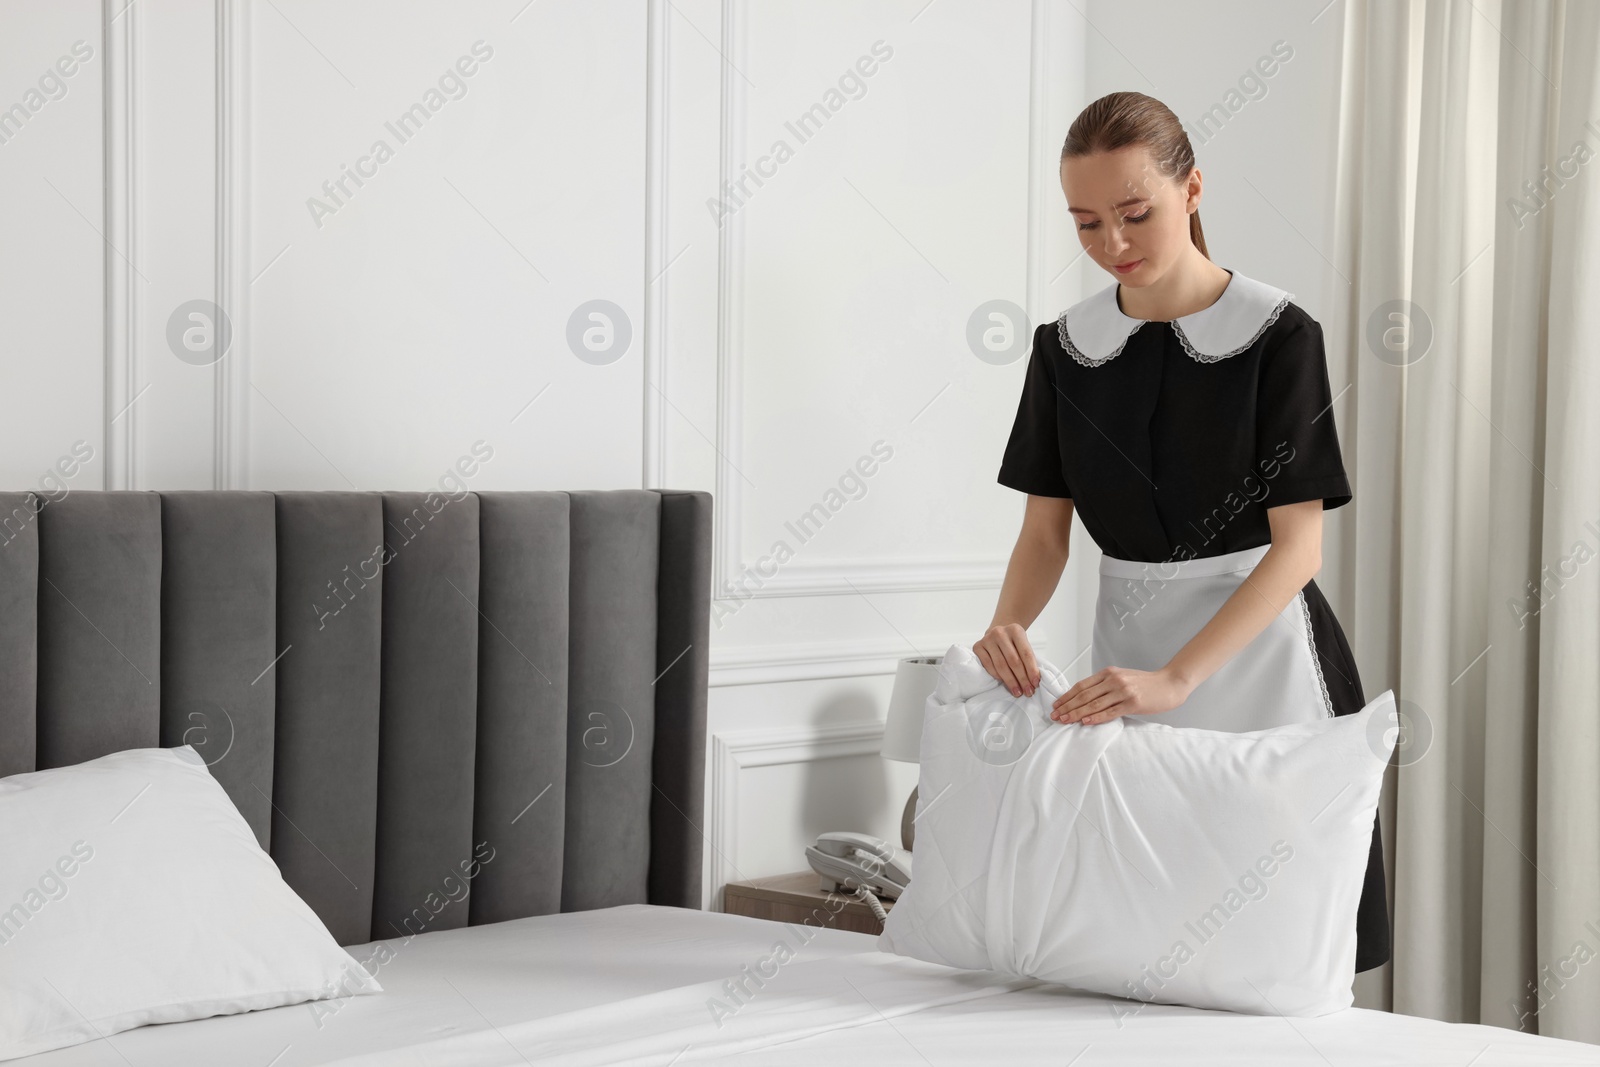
[37,493,163,767]
[271,492,386,944]
[5,489,711,945]
[647,491,712,910]
[561,491,661,912]
[371,491,482,942]
[0,493,41,779]
[158,491,278,848]
[469,492,571,925]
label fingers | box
[974,639,1023,697]
[996,632,1035,697]
[1053,674,1088,710]
[977,626,1037,697]
[1078,701,1126,726]
[1052,670,1109,718]
[1018,640,1040,695]
[1053,672,1121,723]
[1065,693,1123,724]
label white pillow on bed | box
[0,746,381,1061]
[878,643,1396,1018]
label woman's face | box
[1060,145,1199,287]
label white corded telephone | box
[804,831,913,922]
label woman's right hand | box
[974,623,1040,698]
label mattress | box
[12,904,1598,1065]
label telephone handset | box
[804,831,913,900]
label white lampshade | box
[880,654,943,763]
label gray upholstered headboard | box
[0,489,711,946]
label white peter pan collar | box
[1057,268,1293,367]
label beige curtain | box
[1333,0,1600,1043]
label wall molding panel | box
[719,555,1011,600]
[707,719,886,911]
[100,0,239,489]
[711,634,948,688]
[641,0,671,492]
[710,0,747,606]
[102,0,139,490]
[707,632,1053,687]
[704,1,1054,604]
[214,0,250,490]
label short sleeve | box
[1256,317,1352,510]
[997,327,1072,498]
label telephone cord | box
[852,884,889,927]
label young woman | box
[978,91,1389,974]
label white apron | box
[1091,542,1333,732]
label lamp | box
[880,654,942,850]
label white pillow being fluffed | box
[878,643,1396,1018]
[0,746,380,1060]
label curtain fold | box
[1337,0,1600,1043]
[1533,0,1600,1043]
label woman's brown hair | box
[1060,92,1208,259]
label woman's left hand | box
[1051,665,1192,725]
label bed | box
[12,904,1598,1065]
[2,490,1596,1065]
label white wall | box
[0,0,104,496]
[0,0,1350,928]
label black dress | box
[995,267,1390,973]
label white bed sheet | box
[12,904,1598,1066]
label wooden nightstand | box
[722,871,896,936]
